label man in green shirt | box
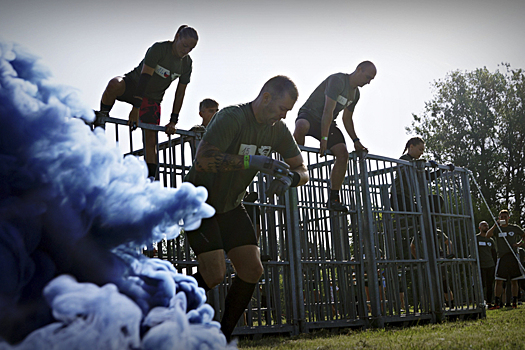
[487,210,525,309]
[293,61,376,212]
[98,25,198,179]
[476,221,497,307]
[184,76,309,342]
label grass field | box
[237,308,525,349]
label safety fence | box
[93,114,486,338]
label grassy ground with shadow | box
[237,308,525,349]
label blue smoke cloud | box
[0,39,234,349]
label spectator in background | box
[487,210,525,309]
[476,221,497,308]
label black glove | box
[446,163,455,171]
[247,155,290,177]
[265,174,293,197]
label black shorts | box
[495,252,524,281]
[296,112,346,149]
[185,204,258,256]
[116,75,161,125]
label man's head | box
[173,25,198,58]
[499,210,510,226]
[255,75,298,126]
[199,98,219,127]
[351,61,376,87]
[479,221,489,233]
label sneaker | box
[512,302,518,309]
[486,303,493,309]
[328,199,349,212]
[488,304,501,310]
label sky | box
[1,0,524,159]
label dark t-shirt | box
[185,103,301,213]
[299,73,360,122]
[392,153,416,208]
[125,41,192,102]
[493,224,525,258]
[476,234,496,268]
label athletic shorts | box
[116,75,161,125]
[185,204,258,256]
[296,112,346,149]
[495,252,524,280]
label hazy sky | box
[2,0,524,158]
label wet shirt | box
[185,103,301,213]
[476,234,496,268]
[493,224,524,258]
[126,41,192,102]
[299,73,360,122]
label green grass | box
[238,308,525,349]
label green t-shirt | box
[493,224,524,258]
[476,234,496,268]
[298,73,360,122]
[126,41,192,102]
[185,103,301,213]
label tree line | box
[408,64,525,225]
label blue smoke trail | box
[0,39,234,349]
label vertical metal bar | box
[357,150,383,328]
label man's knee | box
[237,262,263,284]
[198,251,227,288]
[294,119,310,136]
[105,77,125,97]
[331,144,349,161]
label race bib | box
[155,65,170,78]
[498,232,507,238]
[478,241,487,246]
[238,144,257,155]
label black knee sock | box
[146,163,157,179]
[220,276,256,342]
[330,189,339,201]
[191,271,211,293]
[100,102,113,112]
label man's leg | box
[195,249,227,290]
[486,266,495,306]
[293,119,310,145]
[511,280,520,308]
[220,245,263,342]
[143,130,158,179]
[100,77,125,112]
[328,143,349,212]
[493,280,504,308]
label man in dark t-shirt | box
[184,76,309,342]
[487,210,525,309]
[293,61,376,212]
[476,221,497,307]
[97,25,198,179]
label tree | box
[407,64,525,225]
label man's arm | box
[486,223,497,238]
[319,96,337,156]
[194,140,244,173]
[194,140,291,176]
[342,108,367,152]
[165,82,188,135]
[283,153,309,186]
